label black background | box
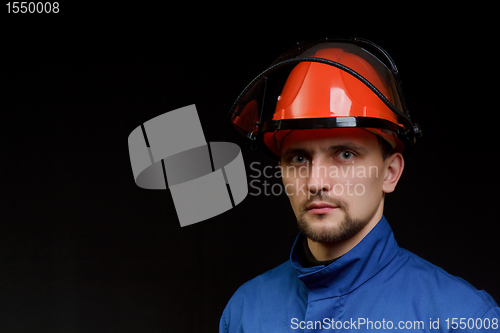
[1,6,498,332]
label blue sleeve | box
[219,309,229,333]
[474,306,500,333]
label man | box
[221,38,499,332]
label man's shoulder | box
[394,248,498,311]
[220,260,306,332]
[221,260,301,322]
[231,260,296,299]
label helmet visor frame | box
[228,38,419,151]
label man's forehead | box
[279,128,378,152]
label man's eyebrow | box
[326,143,368,153]
[280,142,368,158]
[280,147,311,158]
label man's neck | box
[307,210,383,261]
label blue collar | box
[290,215,399,300]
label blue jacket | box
[220,216,499,332]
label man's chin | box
[297,212,367,244]
[300,220,345,242]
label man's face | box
[279,128,400,244]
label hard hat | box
[228,37,422,156]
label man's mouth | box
[305,201,338,215]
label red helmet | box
[229,38,422,155]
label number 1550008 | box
[6,2,59,13]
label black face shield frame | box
[228,37,422,153]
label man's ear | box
[382,152,405,193]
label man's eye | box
[290,155,307,164]
[338,150,355,161]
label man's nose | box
[307,160,333,195]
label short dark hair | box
[377,136,395,160]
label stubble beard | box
[297,194,368,244]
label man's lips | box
[306,202,338,214]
